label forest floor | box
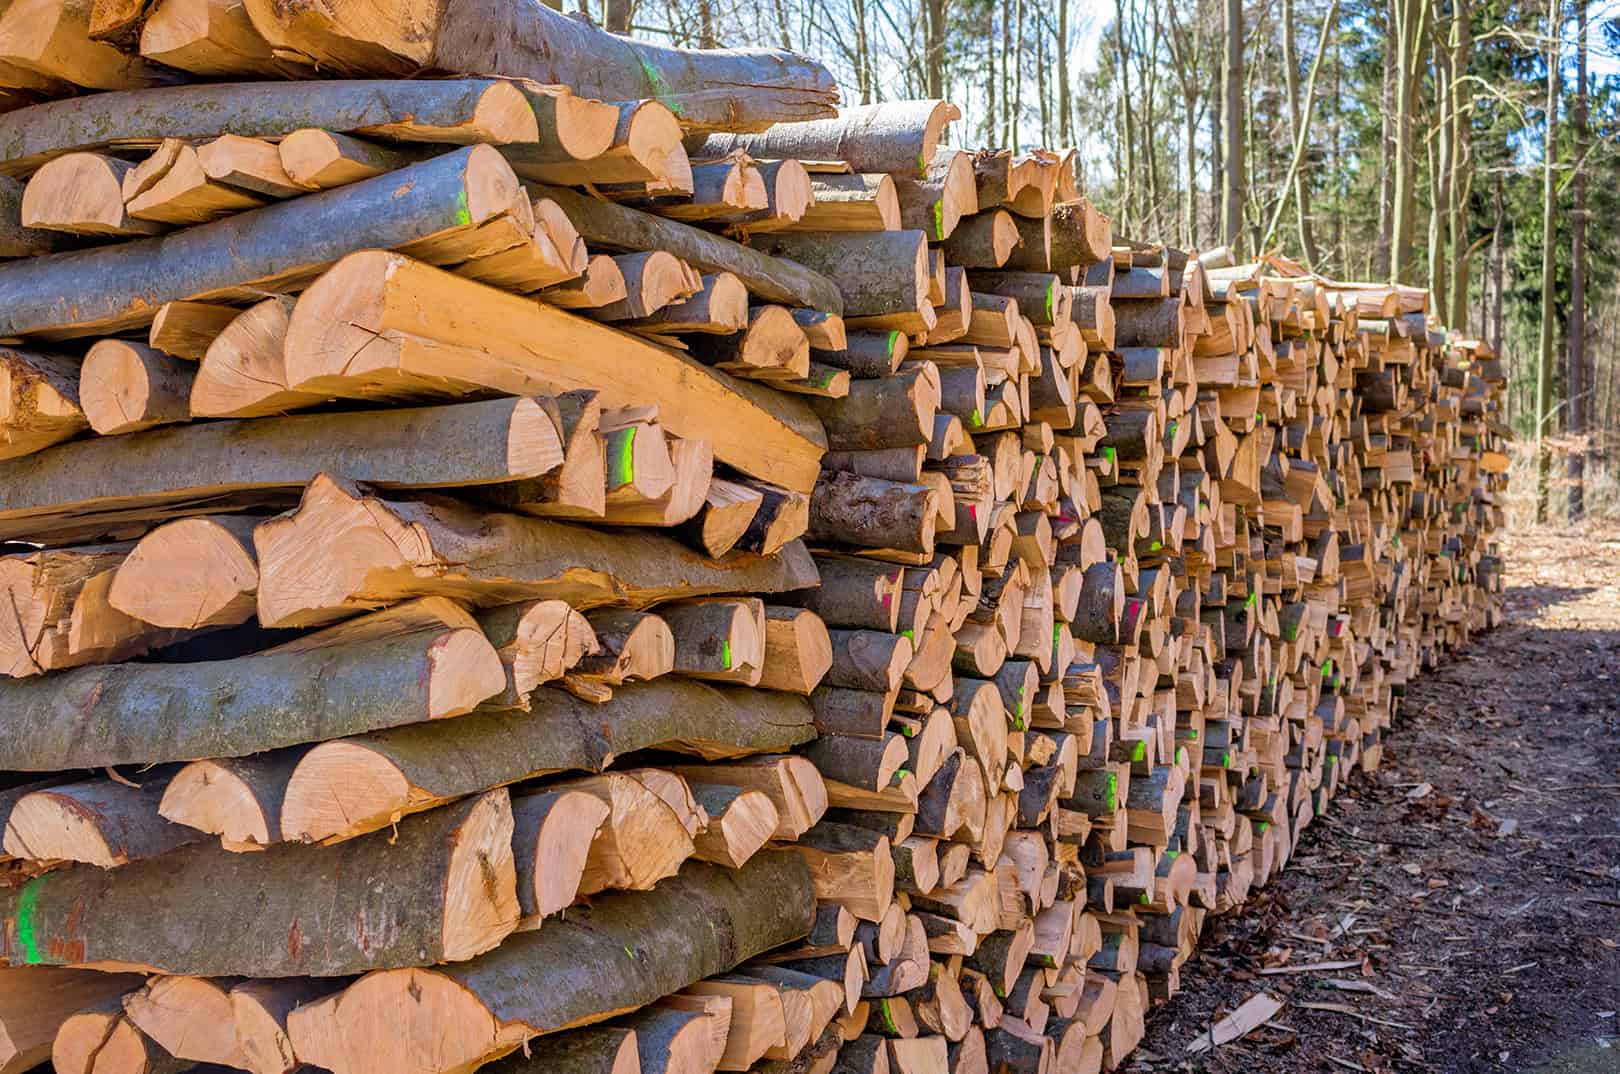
[1126,522,1620,1074]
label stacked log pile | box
[0,5,1509,1074]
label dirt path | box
[1127,524,1620,1074]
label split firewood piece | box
[824,629,913,693]
[0,0,177,91]
[754,231,929,320]
[586,250,700,321]
[814,329,907,378]
[617,271,750,335]
[251,474,818,628]
[650,154,767,222]
[1,768,200,868]
[477,1025,640,1074]
[804,733,909,798]
[699,100,957,178]
[572,609,675,688]
[790,821,894,922]
[540,252,629,309]
[758,605,833,695]
[0,968,144,1074]
[0,347,85,462]
[145,300,237,360]
[277,128,421,189]
[809,471,939,556]
[281,249,825,492]
[714,157,814,231]
[895,167,974,242]
[122,139,269,226]
[811,365,939,451]
[137,0,281,76]
[79,340,193,435]
[0,394,566,546]
[452,200,587,295]
[689,785,778,870]
[124,976,250,1068]
[269,681,815,846]
[798,555,904,632]
[476,599,598,708]
[20,153,166,237]
[0,789,517,976]
[0,80,542,179]
[624,1005,731,1074]
[663,597,767,686]
[0,541,193,677]
[192,134,305,198]
[675,477,764,559]
[940,210,1020,268]
[535,185,844,314]
[687,304,810,381]
[1002,200,1112,274]
[682,976,786,1070]
[156,749,305,851]
[287,855,815,1074]
[107,514,258,630]
[0,609,504,769]
[669,756,827,842]
[52,999,189,1074]
[777,361,851,398]
[229,979,346,1074]
[783,173,900,232]
[510,787,611,926]
[505,98,680,186]
[734,478,811,557]
[0,144,523,341]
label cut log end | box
[427,626,509,719]
[441,788,521,962]
[108,515,259,630]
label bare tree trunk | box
[1012,0,1025,149]
[1221,0,1244,248]
[1116,0,1136,234]
[1281,0,1319,265]
[604,0,630,32]
[697,0,716,47]
[1390,0,1427,282]
[1536,0,1561,523]
[985,4,997,143]
[1037,18,1050,145]
[1567,0,1588,521]
[1375,0,1395,278]
[1492,174,1505,356]
[1057,0,1072,144]
[1001,0,1013,145]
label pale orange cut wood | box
[125,140,267,225]
[688,785,777,870]
[0,968,144,1074]
[277,128,415,189]
[21,153,164,237]
[555,772,694,897]
[107,514,258,630]
[124,976,251,1068]
[148,300,241,360]
[229,979,343,1074]
[53,1002,185,1074]
[476,598,599,708]
[281,250,825,491]
[195,134,306,197]
[0,347,86,461]
[662,597,766,686]
[509,787,610,927]
[572,609,675,687]
[190,295,328,418]
[0,0,175,90]
[80,340,194,435]
[138,0,283,76]
[757,605,833,695]
[541,252,630,309]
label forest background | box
[576,0,1618,524]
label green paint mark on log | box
[1045,281,1055,323]
[879,1000,899,1034]
[1103,446,1116,463]
[932,200,944,240]
[969,409,982,428]
[1150,540,1162,552]
[1132,740,1145,762]
[1104,771,1117,812]
[453,189,471,228]
[1245,591,1257,609]
[721,639,732,670]
[887,330,900,358]
[610,425,636,489]
[901,628,914,641]
[14,877,43,965]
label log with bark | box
[0,789,517,975]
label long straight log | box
[287,855,816,1074]
[0,79,543,176]
[698,101,959,178]
[0,618,504,769]
[271,678,818,844]
[534,185,844,314]
[232,0,836,133]
[280,249,825,491]
[0,145,521,340]
[0,789,517,976]
[0,395,564,545]
[253,475,818,628]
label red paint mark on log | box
[392,180,418,200]
[288,920,304,960]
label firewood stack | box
[0,4,1509,1074]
